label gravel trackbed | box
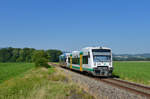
[58,67,149,99]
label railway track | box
[103,78,150,93]
[49,63,150,98]
[98,78,150,98]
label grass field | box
[0,63,93,99]
[113,61,150,85]
[0,63,34,83]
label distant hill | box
[113,53,150,61]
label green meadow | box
[0,63,34,83]
[113,61,150,85]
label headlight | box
[109,67,113,70]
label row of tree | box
[0,47,62,63]
[1,47,150,63]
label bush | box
[32,50,48,62]
[35,58,50,68]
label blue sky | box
[0,0,150,54]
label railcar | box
[59,47,113,77]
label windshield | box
[93,55,111,62]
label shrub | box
[32,50,48,62]
[35,58,50,68]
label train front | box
[91,48,113,77]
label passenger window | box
[83,56,88,64]
[72,58,80,64]
[68,58,70,63]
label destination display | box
[92,52,111,56]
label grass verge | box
[0,65,94,99]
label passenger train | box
[59,47,113,77]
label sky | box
[0,0,150,54]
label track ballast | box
[49,63,150,98]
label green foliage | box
[0,63,34,83]
[0,48,12,62]
[32,50,47,61]
[32,50,49,68]
[113,61,150,85]
[35,58,49,68]
[46,50,62,62]
[0,47,62,63]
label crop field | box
[0,63,34,83]
[113,61,150,85]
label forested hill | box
[0,47,62,62]
[113,53,150,61]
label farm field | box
[0,63,93,99]
[113,61,150,85]
[0,63,34,83]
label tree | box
[32,50,49,68]
[0,48,12,62]
[46,50,62,62]
[10,48,21,62]
[35,58,49,68]
[0,47,62,63]
[32,50,48,62]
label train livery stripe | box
[83,68,93,72]
[72,66,80,69]
[72,65,93,72]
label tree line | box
[1,47,150,63]
[0,47,62,63]
[113,57,150,61]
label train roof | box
[82,46,111,50]
[60,47,111,57]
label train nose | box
[93,66,109,76]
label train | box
[59,47,113,77]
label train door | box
[88,52,91,66]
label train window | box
[72,58,80,64]
[83,56,88,64]
[68,58,70,63]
